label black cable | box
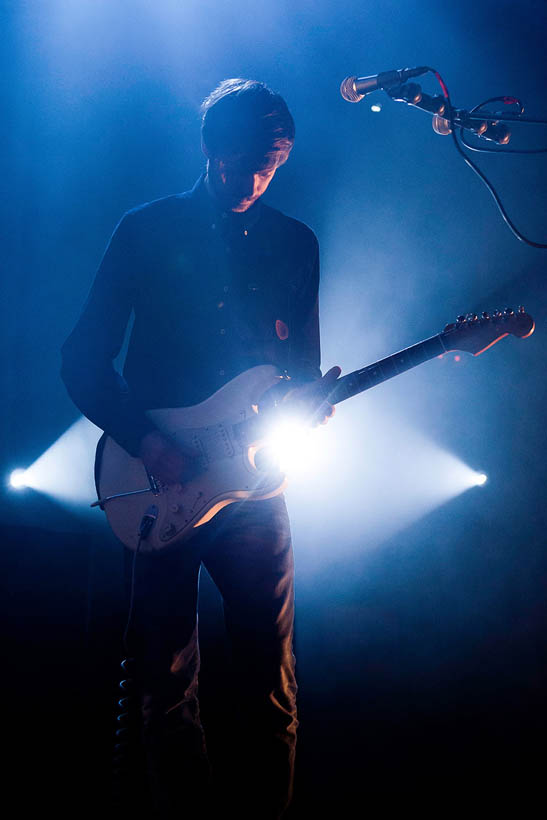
[113,658,141,809]
[460,96,547,154]
[430,69,547,249]
[122,537,142,654]
[460,138,547,155]
[115,538,143,806]
[115,506,157,805]
[122,505,157,652]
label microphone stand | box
[380,80,547,247]
[383,82,547,144]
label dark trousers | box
[124,495,297,819]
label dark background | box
[2,1,546,815]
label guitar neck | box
[328,333,447,406]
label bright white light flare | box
[9,469,28,489]
[266,416,325,476]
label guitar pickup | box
[193,424,234,464]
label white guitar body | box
[96,365,287,552]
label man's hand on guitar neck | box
[138,429,196,486]
[282,366,341,426]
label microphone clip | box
[384,82,423,106]
[385,83,447,116]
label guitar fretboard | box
[328,334,447,406]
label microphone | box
[340,66,430,102]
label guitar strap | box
[94,432,108,498]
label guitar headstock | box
[441,306,534,356]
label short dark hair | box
[200,79,295,162]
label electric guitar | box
[93,307,534,551]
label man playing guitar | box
[61,78,338,819]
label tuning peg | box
[493,309,502,317]
[504,307,514,315]
[457,315,466,323]
[481,311,490,319]
[466,313,478,322]
[518,305,525,313]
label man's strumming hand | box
[138,430,195,486]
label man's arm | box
[284,229,339,424]
[61,211,156,456]
[287,231,322,385]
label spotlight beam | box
[9,469,28,489]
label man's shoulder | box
[123,189,196,224]
[114,185,205,248]
[262,203,318,250]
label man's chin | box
[230,201,254,212]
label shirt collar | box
[190,173,263,232]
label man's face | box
[206,150,289,212]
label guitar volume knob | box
[162,523,177,538]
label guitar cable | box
[122,538,142,656]
[122,504,158,651]
[113,507,158,809]
[112,657,139,809]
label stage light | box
[13,403,490,548]
[9,469,28,489]
[371,103,382,112]
[282,392,496,566]
[15,417,102,509]
[266,416,324,476]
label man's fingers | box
[322,365,341,383]
[318,366,341,400]
[319,404,336,425]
